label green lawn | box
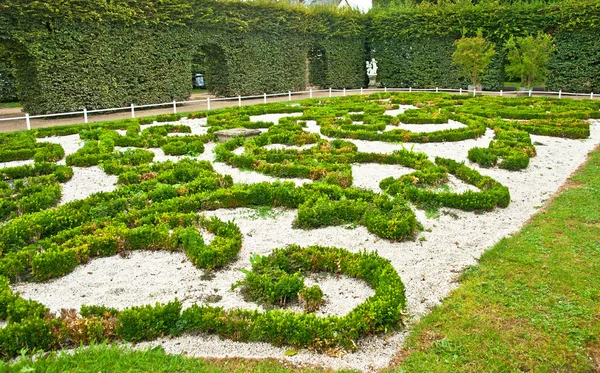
[392,146,600,372]
[0,102,21,109]
[2,148,599,372]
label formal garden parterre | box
[0,92,598,369]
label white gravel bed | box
[249,112,302,124]
[200,143,311,186]
[59,167,118,205]
[7,115,600,371]
[390,119,467,133]
[384,105,417,117]
[38,134,84,165]
[0,159,34,169]
[13,228,373,317]
[262,143,317,151]
[351,163,414,193]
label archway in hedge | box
[308,45,328,89]
[194,44,230,97]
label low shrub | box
[116,300,182,342]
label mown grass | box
[0,102,21,109]
[1,149,599,372]
[392,146,600,372]
[0,344,337,373]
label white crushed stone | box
[8,114,600,372]
[384,105,416,117]
[38,134,84,165]
[263,143,317,151]
[249,112,303,124]
[13,223,373,317]
[288,273,375,317]
[351,163,414,193]
[0,159,34,170]
[59,167,118,205]
[392,119,467,133]
[200,143,311,186]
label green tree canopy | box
[505,33,555,87]
[452,30,496,87]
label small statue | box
[366,58,378,76]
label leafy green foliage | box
[505,33,555,87]
[452,30,496,87]
[116,301,181,342]
[182,245,407,351]
[2,1,366,114]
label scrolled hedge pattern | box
[0,244,406,356]
[0,92,596,358]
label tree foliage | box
[452,30,496,86]
[505,33,555,87]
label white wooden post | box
[459,87,462,95]
[473,88,476,97]
[435,87,439,93]
[173,100,177,114]
[238,95,242,107]
[83,108,88,123]
[263,93,267,104]
[500,90,503,97]
[384,86,387,92]
[360,87,363,95]
[343,88,346,96]
[310,88,313,99]
[559,90,562,99]
[288,91,291,101]
[207,97,211,110]
[329,87,332,97]
[529,89,532,97]
[591,92,594,99]
[25,113,31,130]
[130,103,135,118]
[409,87,412,93]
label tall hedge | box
[546,29,600,93]
[0,1,367,114]
[2,0,600,114]
[0,47,17,103]
[369,1,600,91]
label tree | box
[452,30,496,87]
[505,33,555,88]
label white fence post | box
[473,88,476,97]
[130,103,135,118]
[173,100,177,114]
[409,87,412,93]
[83,108,88,123]
[310,88,313,99]
[288,91,291,101]
[559,90,562,99]
[207,97,211,111]
[435,87,439,93]
[459,87,462,95]
[500,90,503,97]
[329,87,332,97]
[238,95,242,107]
[360,87,363,95]
[591,92,594,99]
[384,87,387,93]
[263,93,267,104]
[25,113,31,130]
[529,89,532,97]
[343,88,346,96]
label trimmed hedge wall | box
[3,1,600,114]
[0,47,17,103]
[1,1,367,115]
[369,1,600,91]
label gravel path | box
[7,114,600,371]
